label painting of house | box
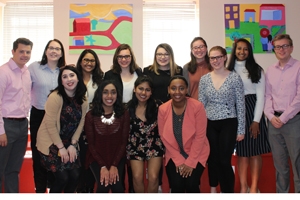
[73,18,90,35]
[69,4,133,54]
[224,4,286,53]
[244,9,255,22]
[224,4,240,29]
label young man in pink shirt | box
[0,38,33,193]
[264,34,300,193]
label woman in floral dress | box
[126,75,164,193]
[36,65,88,193]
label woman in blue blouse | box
[198,46,245,193]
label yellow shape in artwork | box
[70,4,132,21]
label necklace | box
[101,111,115,125]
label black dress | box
[40,97,82,172]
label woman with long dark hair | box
[126,76,164,193]
[84,80,130,193]
[75,49,104,193]
[36,65,88,193]
[227,38,271,193]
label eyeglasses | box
[82,58,96,64]
[209,55,223,61]
[117,55,131,60]
[273,44,291,51]
[156,53,169,58]
[192,45,206,51]
[48,46,61,52]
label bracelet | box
[58,146,64,150]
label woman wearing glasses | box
[144,43,182,103]
[75,49,104,193]
[143,43,182,192]
[198,46,245,193]
[28,39,66,193]
[104,43,142,192]
[183,37,212,99]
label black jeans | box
[30,106,55,193]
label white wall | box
[200,0,300,71]
[53,0,143,72]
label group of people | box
[0,33,299,194]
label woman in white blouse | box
[198,46,245,193]
[75,49,104,193]
[227,38,271,193]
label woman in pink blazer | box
[158,75,210,193]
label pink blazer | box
[158,97,210,168]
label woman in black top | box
[143,43,182,103]
[143,43,182,192]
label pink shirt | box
[264,57,300,124]
[0,58,31,135]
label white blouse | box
[234,60,265,122]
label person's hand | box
[180,164,193,178]
[59,147,69,163]
[271,117,283,128]
[249,122,260,139]
[0,133,7,146]
[67,145,77,163]
[236,134,245,141]
[109,166,119,185]
[100,167,109,187]
[176,164,184,173]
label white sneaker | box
[158,185,162,193]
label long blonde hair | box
[149,43,180,76]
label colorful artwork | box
[69,4,133,54]
[224,4,286,53]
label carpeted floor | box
[19,151,295,193]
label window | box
[2,2,53,64]
[143,1,199,67]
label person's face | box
[191,40,207,61]
[61,69,79,96]
[209,50,226,70]
[273,38,293,62]
[235,41,249,61]
[156,47,170,67]
[45,41,62,63]
[134,82,152,103]
[11,43,32,68]
[168,79,188,103]
[81,53,96,74]
[117,49,132,69]
[102,84,117,108]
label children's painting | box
[224,4,286,53]
[69,4,133,54]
